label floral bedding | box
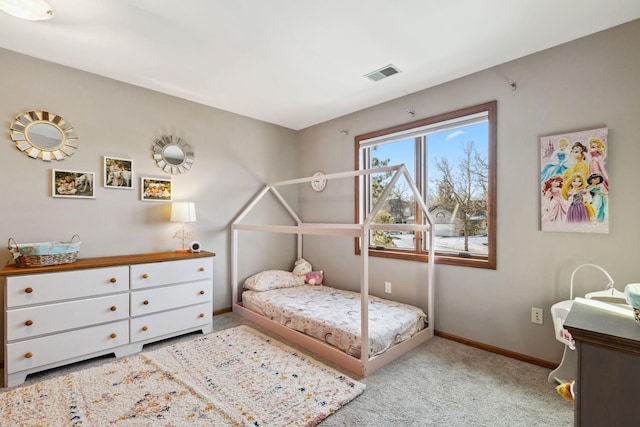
[242,284,427,358]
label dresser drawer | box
[130,280,212,316]
[130,303,211,342]
[6,293,129,341]
[6,320,129,374]
[6,266,129,308]
[130,257,213,289]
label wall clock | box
[311,172,326,192]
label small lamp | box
[0,0,54,20]
[170,202,197,253]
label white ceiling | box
[1,1,639,130]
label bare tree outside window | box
[432,141,488,253]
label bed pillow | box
[244,270,305,291]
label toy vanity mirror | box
[152,135,194,174]
[9,110,78,161]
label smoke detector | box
[364,64,401,82]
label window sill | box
[357,246,496,269]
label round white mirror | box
[28,122,64,149]
[152,135,194,174]
[10,110,78,161]
[163,145,185,165]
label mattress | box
[242,284,427,358]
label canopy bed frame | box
[231,165,435,376]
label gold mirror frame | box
[10,110,78,161]
[152,135,194,174]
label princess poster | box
[540,127,608,233]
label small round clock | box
[311,172,327,192]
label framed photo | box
[104,156,133,189]
[141,177,172,202]
[52,169,95,199]
[540,127,608,233]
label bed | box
[243,283,427,358]
[231,165,435,376]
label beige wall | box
[297,20,640,363]
[0,48,300,343]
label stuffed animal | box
[305,270,323,285]
[556,381,574,402]
[292,258,312,276]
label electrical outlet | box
[385,281,392,293]
[531,307,543,324]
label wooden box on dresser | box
[1,251,215,387]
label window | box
[355,101,496,269]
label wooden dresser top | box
[1,251,216,276]
[565,299,640,354]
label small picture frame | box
[104,156,133,189]
[52,169,95,199]
[141,177,172,202]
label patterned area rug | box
[0,325,365,426]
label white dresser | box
[1,251,215,387]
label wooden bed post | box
[361,224,370,371]
[231,227,238,304]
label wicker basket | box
[624,284,640,326]
[8,235,81,268]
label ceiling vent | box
[364,64,401,82]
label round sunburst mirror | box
[152,135,194,174]
[9,110,79,161]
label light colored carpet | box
[0,325,365,426]
[214,313,574,427]
[1,312,573,426]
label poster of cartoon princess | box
[540,127,608,233]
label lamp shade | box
[171,202,197,223]
[0,0,53,20]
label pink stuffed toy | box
[305,270,323,285]
[292,259,322,285]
